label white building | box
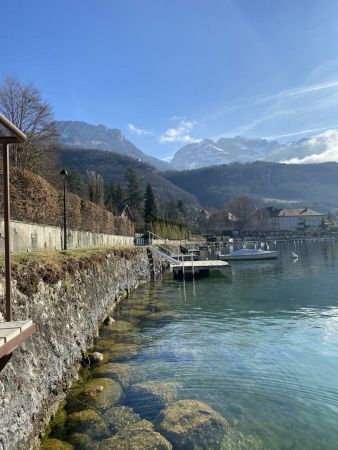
[265,207,325,232]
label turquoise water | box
[45,241,338,449]
[119,241,338,449]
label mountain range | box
[170,130,338,170]
[55,119,338,212]
[56,120,338,171]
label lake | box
[44,240,338,449]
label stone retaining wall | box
[0,248,165,450]
[0,219,134,253]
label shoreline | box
[0,247,166,450]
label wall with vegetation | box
[0,168,134,236]
[0,248,165,450]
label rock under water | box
[154,399,229,450]
[97,419,172,450]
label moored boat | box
[216,248,278,261]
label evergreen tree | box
[144,183,157,224]
[125,167,143,211]
[87,170,105,206]
[67,170,84,197]
[105,181,126,214]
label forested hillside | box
[164,161,338,211]
[59,147,199,208]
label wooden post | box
[3,143,12,322]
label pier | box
[171,259,230,279]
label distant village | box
[197,204,334,238]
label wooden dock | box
[171,260,230,278]
[0,320,35,359]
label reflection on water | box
[44,241,338,449]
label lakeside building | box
[263,207,326,232]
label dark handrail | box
[0,113,26,143]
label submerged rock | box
[89,352,104,363]
[68,378,123,412]
[124,308,153,322]
[104,320,135,333]
[222,428,263,449]
[66,409,109,439]
[97,419,172,450]
[92,363,134,388]
[94,340,140,362]
[154,399,229,449]
[127,382,182,419]
[103,405,141,434]
[69,432,95,450]
[142,311,180,328]
[145,300,170,312]
[40,438,74,450]
[48,400,67,439]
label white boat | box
[216,248,278,261]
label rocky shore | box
[0,247,165,450]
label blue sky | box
[2,0,338,159]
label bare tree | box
[0,75,58,174]
[227,195,257,232]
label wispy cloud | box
[215,79,338,119]
[279,80,338,99]
[159,120,200,144]
[215,77,338,140]
[127,123,153,136]
[263,126,338,141]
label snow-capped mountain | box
[170,130,338,170]
[170,137,280,170]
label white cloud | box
[127,123,153,136]
[281,129,338,164]
[159,120,200,144]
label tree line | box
[66,166,158,228]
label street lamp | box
[60,168,68,250]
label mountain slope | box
[55,120,169,171]
[165,161,338,211]
[59,147,198,207]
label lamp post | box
[60,169,68,250]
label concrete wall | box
[0,248,165,450]
[0,219,134,253]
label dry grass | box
[0,246,143,296]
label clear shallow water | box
[46,241,338,449]
[121,241,338,449]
